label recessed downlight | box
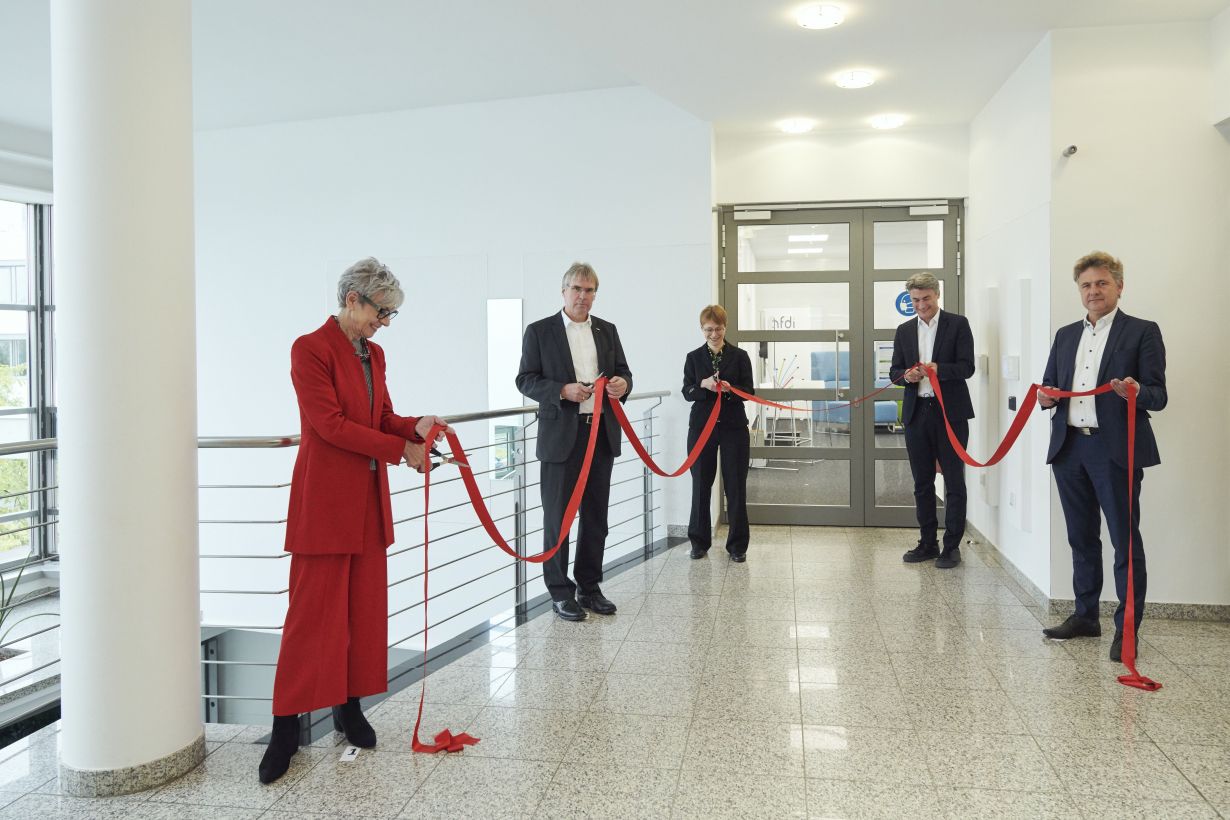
[869,113,907,130]
[778,118,816,134]
[835,70,875,89]
[796,4,845,29]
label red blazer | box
[284,318,421,555]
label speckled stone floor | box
[2,526,1228,818]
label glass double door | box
[719,202,962,526]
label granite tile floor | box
[2,526,1229,818]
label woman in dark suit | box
[259,257,450,784]
[682,304,754,562]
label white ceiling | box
[523,0,1230,132]
[1,0,1227,137]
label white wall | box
[1049,23,1230,607]
[194,86,713,628]
[965,35,1054,594]
[1212,5,1230,124]
[715,126,969,204]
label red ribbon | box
[604,382,724,477]
[410,444,482,752]
[407,363,1158,753]
[920,365,1158,691]
[411,377,619,751]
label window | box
[0,200,54,565]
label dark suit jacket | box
[889,310,976,425]
[682,343,754,428]
[516,312,634,463]
[1041,310,1166,469]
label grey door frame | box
[717,200,963,528]
[720,206,867,526]
[860,203,963,527]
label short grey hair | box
[336,257,405,310]
[561,262,599,291]
[905,272,940,293]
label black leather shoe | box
[902,541,940,563]
[577,591,617,615]
[1042,614,1102,640]
[689,547,707,559]
[258,714,300,784]
[332,697,377,748]
[1110,630,1139,662]
[729,552,747,563]
[935,547,962,569]
[552,598,586,621]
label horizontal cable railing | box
[0,391,672,717]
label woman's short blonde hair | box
[337,257,405,310]
[699,304,728,326]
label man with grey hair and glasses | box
[889,272,975,569]
[516,262,633,621]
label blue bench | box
[809,350,899,427]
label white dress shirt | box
[1068,307,1118,428]
[916,311,941,397]
[562,310,599,413]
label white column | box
[51,0,203,793]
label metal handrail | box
[194,390,671,451]
[0,439,55,458]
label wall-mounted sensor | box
[1062,145,1078,157]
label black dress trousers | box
[539,414,615,601]
[904,397,968,551]
[687,420,750,555]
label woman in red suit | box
[259,257,450,784]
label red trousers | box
[272,474,389,715]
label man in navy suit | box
[890,272,976,569]
[516,263,633,621]
[1040,251,1167,662]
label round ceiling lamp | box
[869,113,907,130]
[835,70,875,89]
[796,4,845,29]
[778,118,817,134]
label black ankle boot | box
[332,696,376,748]
[258,714,300,784]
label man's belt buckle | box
[580,413,594,425]
[1074,426,1097,436]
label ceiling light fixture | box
[787,248,824,254]
[788,234,830,242]
[796,4,845,29]
[835,70,874,89]
[778,118,816,134]
[869,113,907,130]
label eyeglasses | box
[358,293,399,321]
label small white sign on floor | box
[339,745,360,762]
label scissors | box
[429,446,467,469]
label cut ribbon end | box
[413,728,480,753]
[1117,674,1162,692]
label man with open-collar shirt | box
[516,262,634,621]
[1039,251,1167,662]
[890,271,976,570]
